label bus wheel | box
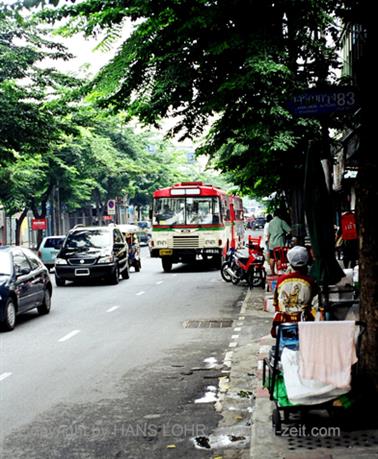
[162,257,172,273]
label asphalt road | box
[0,248,246,458]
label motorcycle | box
[221,237,266,288]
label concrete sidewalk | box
[214,285,378,459]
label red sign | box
[341,211,357,240]
[103,215,113,221]
[31,218,47,231]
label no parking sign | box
[107,199,116,215]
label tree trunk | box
[355,11,378,393]
[15,207,29,246]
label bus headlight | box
[205,239,217,246]
[157,240,168,247]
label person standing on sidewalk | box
[267,209,291,275]
[271,245,318,337]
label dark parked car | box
[54,225,130,286]
[252,217,266,230]
[0,246,53,331]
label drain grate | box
[284,430,378,451]
[183,319,233,329]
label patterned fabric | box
[273,272,317,313]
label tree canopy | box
[25,0,355,200]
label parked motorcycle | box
[221,237,266,288]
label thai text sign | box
[288,87,358,116]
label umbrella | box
[304,141,344,287]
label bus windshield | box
[153,197,221,225]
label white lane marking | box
[234,327,242,332]
[223,351,233,368]
[107,306,120,313]
[58,330,80,342]
[238,316,245,320]
[231,335,239,339]
[0,372,12,382]
[236,322,243,326]
[229,342,238,348]
[172,274,177,277]
[136,291,145,296]
[156,281,163,285]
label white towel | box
[298,321,357,389]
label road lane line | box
[58,330,80,342]
[234,327,242,332]
[156,281,163,285]
[231,335,239,339]
[136,291,145,296]
[107,306,120,313]
[0,372,12,382]
[229,342,238,348]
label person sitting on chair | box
[271,245,318,337]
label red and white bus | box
[150,182,244,272]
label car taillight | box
[38,251,41,257]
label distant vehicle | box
[37,235,66,270]
[252,217,266,230]
[0,246,53,331]
[137,221,151,230]
[54,226,129,286]
[137,221,152,246]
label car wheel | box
[2,298,16,331]
[55,275,66,287]
[121,263,130,279]
[110,265,120,284]
[37,289,51,315]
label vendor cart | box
[263,321,365,435]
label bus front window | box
[153,197,221,225]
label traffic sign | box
[107,199,116,215]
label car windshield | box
[0,252,12,275]
[153,197,221,225]
[65,230,111,249]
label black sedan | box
[0,246,53,331]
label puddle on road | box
[194,385,218,404]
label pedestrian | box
[271,245,318,338]
[263,214,273,254]
[267,209,291,275]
